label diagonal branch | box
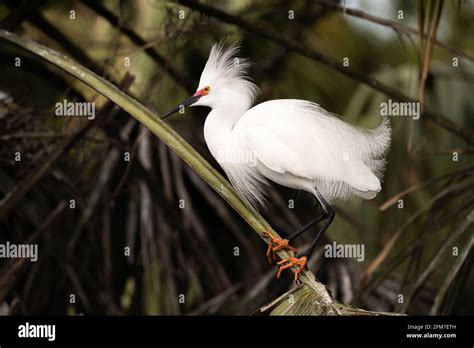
[175,0,474,144]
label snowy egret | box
[161,43,391,281]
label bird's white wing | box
[234,99,390,201]
[243,126,311,178]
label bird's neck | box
[203,105,247,162]
[208,105,246,129]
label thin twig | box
[0,75,134,220]
[314,0,474,63]
[81,0,195,93]
[379,166,474,211]
[429,234,473,314]
[0,201,66,303]
[399,209,474,313]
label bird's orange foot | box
[262,231,297,264]
[276,256,308,282]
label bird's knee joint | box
[327,208,335,221]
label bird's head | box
[161,42,259,119]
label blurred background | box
[0,0,472,315]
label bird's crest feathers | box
[198,42,259,108]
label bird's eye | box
[203,86,210,94]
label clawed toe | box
[262,231,297,264]
[276,256,308,282]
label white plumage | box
[159,42,392,279]
[192,43,391,208]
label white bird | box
[161,43,391,281]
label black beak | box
[160,95,201,120]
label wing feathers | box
[234,99,391,202]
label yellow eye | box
[203,86,210,94]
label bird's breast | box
[203,111,251,167]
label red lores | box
[194,86,210,97]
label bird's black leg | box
[286,213,327,242]
[303,191,335,260]
[286,190,334,245]
[275,191,335,282]
[263,206,326,262]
